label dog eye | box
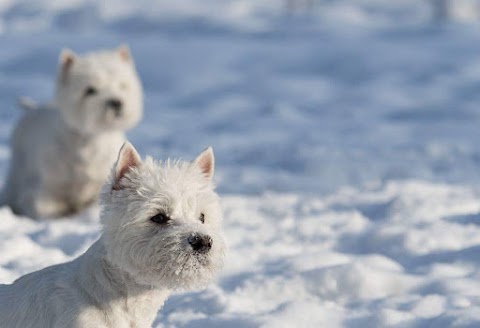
[84,86,97,97]
[199,213,205,224]
[150,212,170,225]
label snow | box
[2,0,480,327]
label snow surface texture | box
[2,0,480,327]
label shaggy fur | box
[0,143,225,328]
[1,45,143,219]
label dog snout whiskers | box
[188,234,212,253]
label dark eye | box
[84,86,97,97]
[150,212,170,225]
[199,213,205,224]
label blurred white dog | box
[0,142,225,328]
[1,45,143,218]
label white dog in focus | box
[0,142,225,328]
[1,45,143,219]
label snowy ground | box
[2,0,480,327]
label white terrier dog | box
[0,142,225,328]
[1,45,143,218]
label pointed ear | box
[113,142,142,190]
[59,48,76,76]
[117,44,131,62]
[193,147,215,181]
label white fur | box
[1,45,143,219]
[0,143,225,328]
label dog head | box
[100,143,225,290]
[55,46,143,135]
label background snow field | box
[2,0,480,327]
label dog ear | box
[113,142,142,190]
[117,44,132,62]
[59,49,76,76]
[193,147,215,181]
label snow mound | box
[2,181,480,326]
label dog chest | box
[47,133,124,209]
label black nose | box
[105,98,123,115]
[188,234,212,253]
